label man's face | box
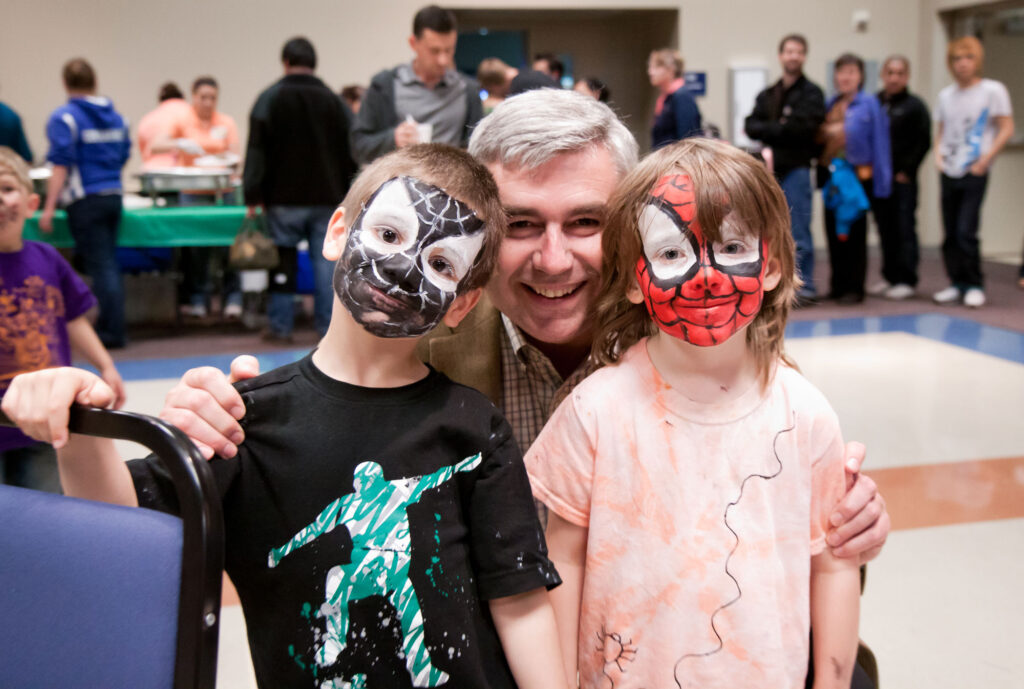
[334,176,485,338]
[951,50,979,83]
[634,174,767,347]
[0,172,38,251]
[409,28,457,83]
[485,145,620,351]
[882,60,909,96]
[779,40,806,76]
[192,85,218,121]
[833,64,862,97]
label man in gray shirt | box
[351,5,483,165]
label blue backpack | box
[822,157,870,240]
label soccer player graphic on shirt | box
[268,453,482,688]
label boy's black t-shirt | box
[128,353,560,689]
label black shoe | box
[260,329,294,345]
[836,293,864,305]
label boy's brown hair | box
[947,36,984,75]
[593,137,798,388]
[339,143,505,292]
[0,146,34,193]
[62,58,96,92]
[649,49,684,78]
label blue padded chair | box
[0,406,224,689]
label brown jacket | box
[416,295,504,406]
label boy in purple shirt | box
[0,146,124,491]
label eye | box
[660,247,683,261]
[378,227,400,244]
[429,256,453,276]
[719,241,746,255]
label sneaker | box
[932,286,961,304]
[884,284,915,300]
[223,303,243,320]
[963,288,986,308]
[179,303,208,318]
[867,280,891,296]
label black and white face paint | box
[334,176,486,337]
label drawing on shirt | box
[671,421,794,688]
[268,454,482,688]
[596,625,638,688]
[0,276,64,389]
[334,176,486,338]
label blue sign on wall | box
[683,71,707,97]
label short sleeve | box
[525,391,597,528]
[808,407,847,555]
[45,111,77,166]
[128,452,239,516]
[50,246,96,320]
[465,414,561,600]
[990,81,1013,118]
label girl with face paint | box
[526,139,863,689]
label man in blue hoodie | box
[39,58,130,348]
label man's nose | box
[533,225,574,275]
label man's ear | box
[442,288,482,328]
[321,207,347,261]
[763,257,783,292]
[407,35,418,54]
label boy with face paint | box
[526,139,862,689]
[2,145,570,689]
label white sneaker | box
[963,288,986,308]
[867,280,891,296]
[180,303,208,318]
[223,303,243,319]
[884,284,915,300]
[932,286,961,304]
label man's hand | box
[894,171,911,184]
[1,367,116,449]
[159,355,261,460]
[968,157,991,176]
[827,441,890,564]
[39,208,55,233]
[394,120,420,148]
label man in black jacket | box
[351,5,483,165]
[871,55,931,300]
[243,37,356,342]
[744,34,825,304]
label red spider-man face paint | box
[635,174,767,347]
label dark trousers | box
[66,194,125,347]
[872,179,920,286]
[940,173,988,289]
[1,442,60,493]
[824,178,873,300]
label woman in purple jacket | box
[818,53,892,304]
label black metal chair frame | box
[0,405,225,689]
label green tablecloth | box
[23,206,247,248]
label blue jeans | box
[66,194,125,347]
[265,205,336,336]
[780,167,814,295]
[178,192,241,309]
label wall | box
[1,0,1018,257]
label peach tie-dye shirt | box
[526,339,846,689]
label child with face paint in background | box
[2,144,571,689]
[527,138,861,689]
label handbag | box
[228,215,279,270]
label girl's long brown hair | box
[591,138,799,389]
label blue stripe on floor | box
[79,349,310,381]
[786,314,1024,365]
[74,315,1024,383]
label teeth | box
[531,285,577,298]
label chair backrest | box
[0,406,224,689]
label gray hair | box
[468,88,638,178]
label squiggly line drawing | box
[672,419,795,688]
[595,625,638,689]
